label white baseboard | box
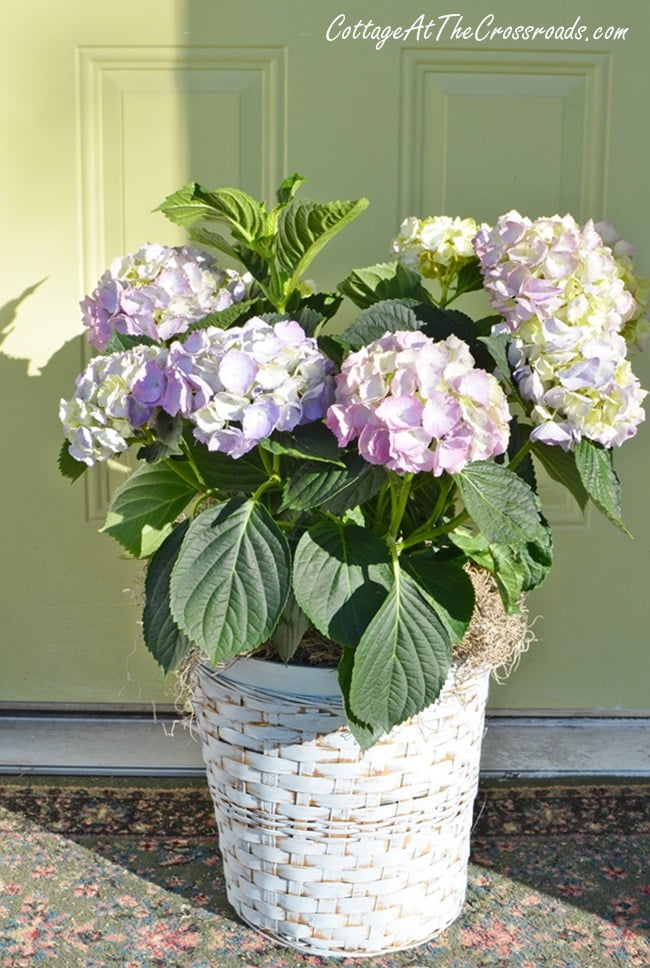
[1,714,649,778]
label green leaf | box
[137,412,183,462]
[489,519,553,612]
[532,441,589,512]
[341,299,421,350]
[296,290,343,323]
[455,460,544,545]
[574,440,629,533]
[454,259,484,298]
[338,261,430,309]
[402,553,475,642]
[156,182,268,245]
[337,648,383,749]
[479,331,517,392]
[448,529,493,570]
[417,304,493,370]
[170,498,291,660]
[275,172,307,205]
[276,196,369,289]
[293,520,392,648]
[280,453,385,513]
[187,299,268,333]
[270,593,311,663]
[260,423,344,464]
[142,521,191,673]
[105,332,156,353]
[101,462,197,557]
[188,445,268,493]
[348,567,452,742]
[58,442,87,482]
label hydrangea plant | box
[59,175,647,748]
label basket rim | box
[198,655,341,699]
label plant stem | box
[388,473,413,539]
[508,438,534,472]
[179,438,208,490]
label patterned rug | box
[0,778,648,967]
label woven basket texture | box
[192,657,490,958]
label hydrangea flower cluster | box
[60,318,335,465]
[59,345,162,465]
[326,331,510,476]
[81,243,250,350]
[186,318,335,458]
[474,211,647,449]
[595,220,650,352]
[392,216,479,280]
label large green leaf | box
[574,440,628,533]
[455,460,543,545]
[348,567,452,743]
[142,521,190,673]
[292,520,392,647]
[338,261,430,309]
[101,463,197,558]
[402,553,475,642]
[170,498,291,660]
[532,441,589,512]
[187,444,268,493]
[337,648,383,749]
[259,423,344,464]
[276,197,369,288]
[341,299,420,350]
[156,182,268,245]
[280,453,385,513]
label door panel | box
[1,0,648,712]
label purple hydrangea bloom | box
[81,244,250,350]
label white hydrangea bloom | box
[392,215,479,279]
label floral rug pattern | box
[0,779,648,967]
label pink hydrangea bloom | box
[326,331,510,476]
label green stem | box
[388,473,413,539]
[508,438,534,472]
[252,476,281,503]
[179,438,209,490]
[397,508,470,553]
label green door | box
[1,0,648,716]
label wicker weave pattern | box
[192,659,490,957]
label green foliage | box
[292,520,392,647]
[259,423,344,464]
[169,498,291,661]
[58,442,87,482]
[574,440,629,533]
[341,299,421,349]
[101,462,198,558]
[142,521,190,673]
[455,461,545,545]
[347,567,452,747]
[338,261,430,309]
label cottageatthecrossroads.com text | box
[325,13,629,49]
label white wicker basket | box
[192,656,490,958]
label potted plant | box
[58,175,647,956]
